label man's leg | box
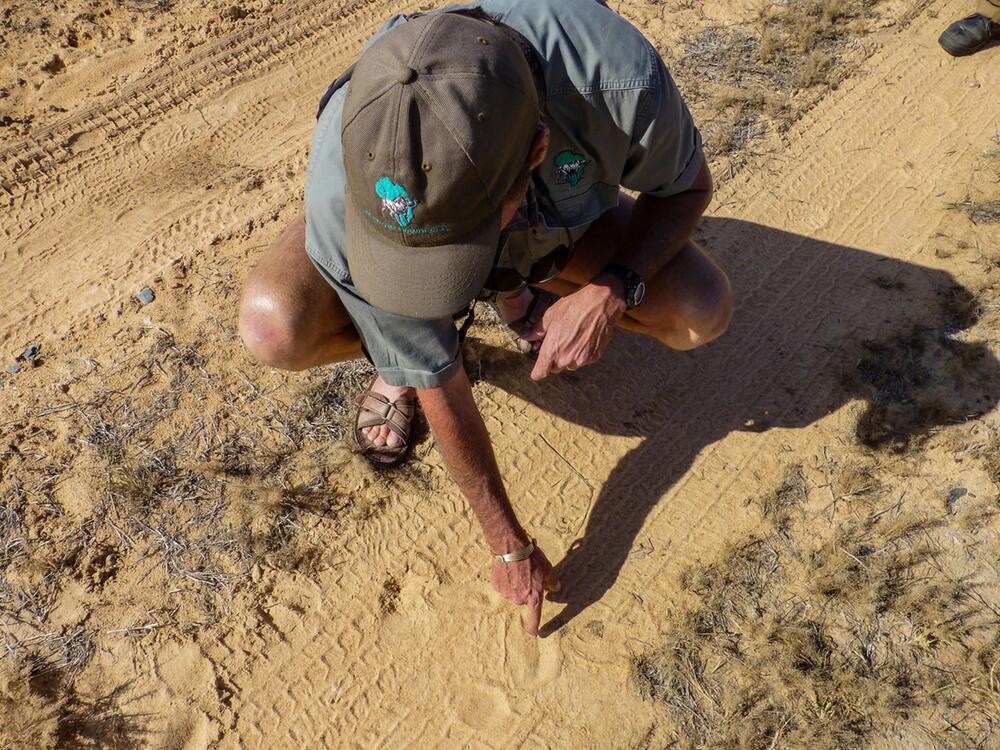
[239,214,362,369]
[537,195,732,350]
[239,216,410,448]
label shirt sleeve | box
[620,48,704,198]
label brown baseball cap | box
[341,12,540,319]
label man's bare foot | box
[361,374,415,448]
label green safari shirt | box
[304,0,703,388]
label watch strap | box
[602,263,643,309]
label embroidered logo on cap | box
[553,150,590,187]
[375,177,418,228]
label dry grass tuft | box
[759,467,807,525]
[848,315,998,453]
[948,197,1000,225]
[675,0,883,162]
[0,660,147,750]
[833,456,883,504]
[633,474,1000,749]
[977,433,1000,486]
[946,146,1000,224]
[266,359,374,450]
[100,447,250,601]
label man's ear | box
[527,123,550,171]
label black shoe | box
[939,13,1000,56]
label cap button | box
[396,65,417,84]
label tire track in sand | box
[208,2,1000,748]
[0,0,382,199]
[0,0,425,339]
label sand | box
[1,0,999,747]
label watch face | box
[631,280,646,308]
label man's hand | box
[529,277,627,380]
[490,546,561,636]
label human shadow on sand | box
[465,217,1000,637]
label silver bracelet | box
[495,539,535,563]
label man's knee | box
[238,283,307,370]
[691,268,733,345]
[660,262,733,350]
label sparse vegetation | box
[833,456,883,504]
[0,320,409,739]
[675,0,888,163]
[848,308,998,453]
[633,471,1000,749]
[0,660,147,750]
[759,467,807,524]
[948,198,1000,225]
[947,146,1000,224]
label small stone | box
[16,343,41,362]
[136,286,155,305]
[946,487,968,511]
[7,364,22,375]
[222,5,249,20]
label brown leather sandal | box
[353,386,416,469]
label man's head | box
[341,11,546,319]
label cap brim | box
[345,192,500,319]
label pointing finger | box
[531,342,555,381]
[524,592,542,637]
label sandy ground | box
[1,0,999,748]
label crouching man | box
[239,1,732,635]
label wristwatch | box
[602,264,646,309]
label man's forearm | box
[417,367,528,554]
[602,156,714,285]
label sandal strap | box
[503,287,556,338]
[355,391,414,441]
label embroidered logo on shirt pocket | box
[553,150,590,187]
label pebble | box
[17,343,41,362]
[7,364,22,375]
[136,286,155,305]
[946,487,968,510]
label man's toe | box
[363,425,386,447]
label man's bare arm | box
[417,366,559,635]
[530,155,714,379]
[417,367,527,552]
[608,154,714,282]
